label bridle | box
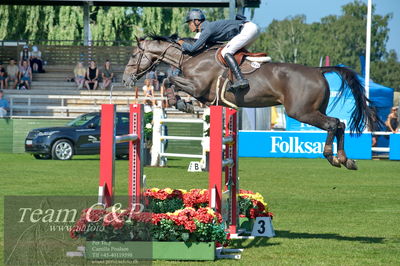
[128,41,184,84]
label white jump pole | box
[365,0,372,100]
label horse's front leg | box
[169,76,205,98]
[164,76,201,113]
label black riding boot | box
[224,53,249,93]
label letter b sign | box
[187,162,202,172]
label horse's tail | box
[319,66,381,135]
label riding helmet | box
[185,9,206,23]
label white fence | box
[151,107,209,168]
[6,94,168,118]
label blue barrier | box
[239,131,372,159]
[389,134,400,160]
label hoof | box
[186,103,194,113]
[176,100,186,112]
[344,159,358,170]
[331,156,341,167]
[176,100,194,113]
[325,155,341,168]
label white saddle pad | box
[245,56,272,63]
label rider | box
[178,9,260,93]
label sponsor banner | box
[286,71,355,132]
[239,131,372,159]
[286,97,354,132]
[389,134,400,160]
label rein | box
[128,42,184,82]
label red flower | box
[145,188,184,200]
[69,226,79,239]
[170,189,184,199]
[151,213,170,225]
[215,212,223,223]
[249,208,261,219]
[111,217,125,230]
[84,208,107,223]
[239,189,255,194]
[194,208,214,223]
[256,201,266,212]
[183,189,209,208]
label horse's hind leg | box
[324,126,341,168]
[291,111,341,168]
[335,122,357,170]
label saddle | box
[217,47,269,65]
[216,47,271,75]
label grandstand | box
[0,42,201,118]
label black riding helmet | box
[185,9,206,23]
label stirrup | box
[227,79,249,93]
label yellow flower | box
[179,189,187,194]
[150,188,159,192]
[164,188,173,194]
[205,207,216,215]
[239,193,269,211]
[199,189,207,195]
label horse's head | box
[123,35,182,87]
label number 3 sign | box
[251,217,275,237]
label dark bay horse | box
[123,36,378,170]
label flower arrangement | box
[144,188,272,219]
[151,207,226,243]
[70,208,152,242]
[70,188,271,244]
[70,206,227,244]
[144,188,184,213]
[239,189,274,219]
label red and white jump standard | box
[209,106,239,235]
[98,104,144,210]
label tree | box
[0,5,228,44]
[253,15,306,63]
[371,50,400,91]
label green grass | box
[1,153,400,265]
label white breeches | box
[221,21,260,57]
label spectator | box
[19,45,30,66]
[167,65,180,78]
[101,60,114,90]
[142,79,155,105]
[0,62,6,90]
[157,70,166,86]
[5,58,19,89]
[30,45,45,73]
[0,90,9,117]
[386,106,399,133]
[73,62,86,89]
[161,65,181,108]
[85,60,99,90]
[146,67,158,90]
[18,60,32,90]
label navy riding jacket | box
[181,19,245,54]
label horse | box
[123,35,379,170]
